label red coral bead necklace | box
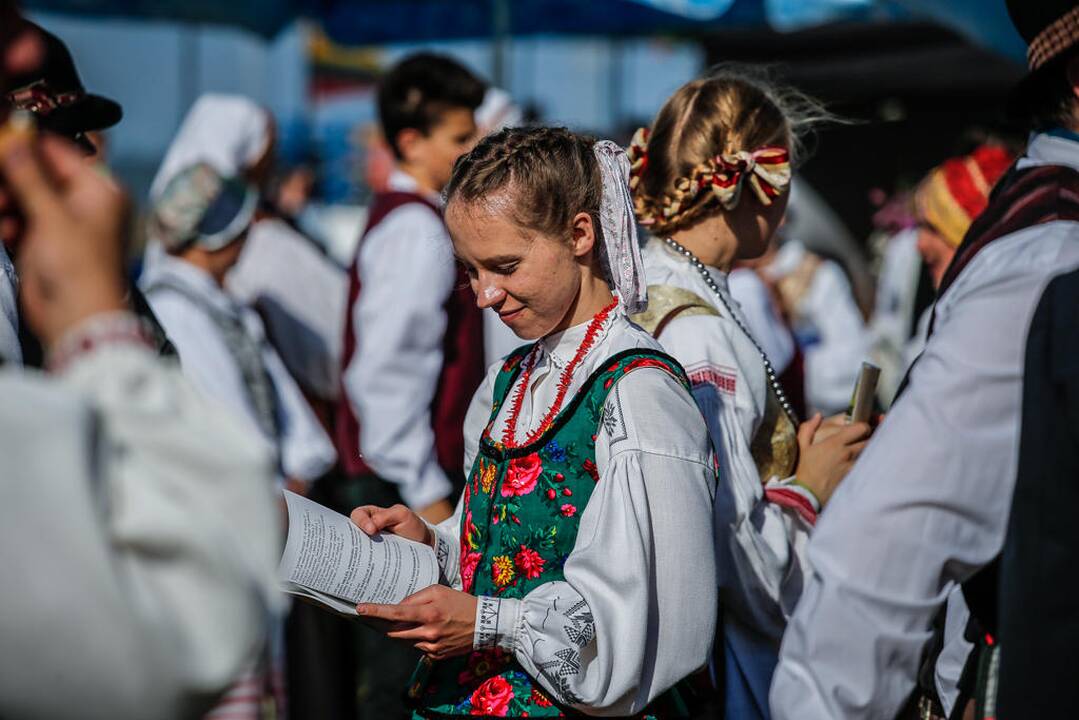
[501,298,618,448]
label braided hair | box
[633,64,829,235]
[444,126,602,242]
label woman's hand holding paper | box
[350,503,434,548]
[357,585,477,660]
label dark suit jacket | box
[997,268,1079,717]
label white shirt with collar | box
[342,168,458,508]
[141,253,336,484]
[771,131,1079,719]
[427,308,718,715]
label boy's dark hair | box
[377,53,485,160]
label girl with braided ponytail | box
[628,66,872,719]
[349,126,719,716]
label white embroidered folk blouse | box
[641,239,819,652]
[428,309,718,716]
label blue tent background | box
[24,0,1026,61]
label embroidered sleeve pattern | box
[530,595,594,706]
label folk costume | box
[148,93,346,401]
[334,167,484,717]
[628,129,810,719]
[769,127,1079,720]
[638,238,811,720]
[412,142,718,717]
[0,312,282,720]
[141,165,336,720]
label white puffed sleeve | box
[472,367,718,715]
[657,313,815,640]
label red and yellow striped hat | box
[915,144,1015,248]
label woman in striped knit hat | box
[914,143,1016,289]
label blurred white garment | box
[0,244,20,365]
[341,170,456,509]
[0,312,281,720]
[149,94,270,200]
[770,130,1079,720]
[142,254,336,484]
[227,218,347,400]
[763,239,871,415]
[430,310,717,715]
[869,228,923,404]
[475,86,523,135]
[728,267,795,374]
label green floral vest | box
[409,346,692,718]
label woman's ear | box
[569,211,597,259]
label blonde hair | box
[633,64,830,235]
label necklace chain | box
[501,298,619,447]
[663,237,799,424]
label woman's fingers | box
[356,601,424,623]
[348,505,381,535]
[797,412,823,449]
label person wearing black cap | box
[1,21,177,367]
[770,3,1079,719]
[3,21,121,155]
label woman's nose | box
[475,275,506,309]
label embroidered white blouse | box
[428,309,718,716]
[641,239,817,649]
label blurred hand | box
[795,412,871,508]
[350,503,433,547]
[0,128,126,348]
[358,584,477,660]
[810,413,851,445]
[417,497,454,524]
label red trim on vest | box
[334,191,485,483]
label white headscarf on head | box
[150,93,272,200]
[592,140,648,313]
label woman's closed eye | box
[491,261,518,275]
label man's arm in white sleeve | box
[770,232,1079,719]
[0,313,281,720]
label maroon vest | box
[335,191,485,482]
